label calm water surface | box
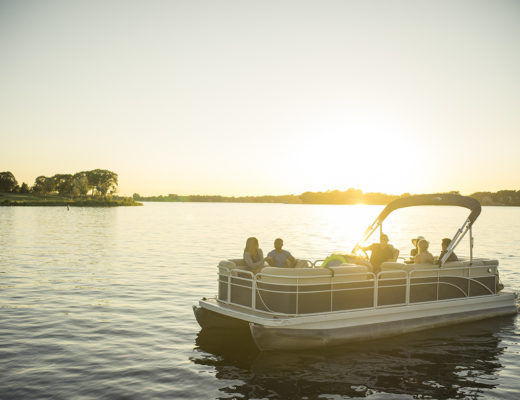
[1,203,519,399]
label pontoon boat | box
[193,194,517,351]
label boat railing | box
[217,264,498,316]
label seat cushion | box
[259,267,332,284]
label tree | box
[53,174,73,197]
[43,176,56,194]
[19,182,30,194]
[72,172,89,197]
[32,176,55,195]
[86,169,118,197]
[0,171,18,193]
[32,176,46,194]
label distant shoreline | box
[0,193,142,207]
[133,189,520,207]
[138,200,519,207]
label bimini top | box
[377,194,482,227]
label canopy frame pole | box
[440,218,471,266]
[352,219,380,253]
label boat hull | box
[250,304,517,351]
[193,305,249,330]
[195,292,518,351]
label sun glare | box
[295,118,421,196]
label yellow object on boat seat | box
[321,254,349,267]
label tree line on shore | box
[133,188,520,206]
[0,170,119,198]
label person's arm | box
[243,251,255,268]
[360,244,375,252]
[244,250,264,273]
[265,250,275,267]
[255,249,264,267]
[244,251,263,268]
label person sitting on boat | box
[243,237,265,273]
[437,238,458,264]
[414,239,434,264]
[360,233,399,271]
[265,238,296,268]
[410,235,425,258]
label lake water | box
[1,203,519,399]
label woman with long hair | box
[243,237,265,273]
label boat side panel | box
[250,305,518,351]
[220,267,499,315]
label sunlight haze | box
[1,0,519,196]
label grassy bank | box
[0,193,142,207]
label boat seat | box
[380,262,440,279]
[380,261,493,279]
[218,259,256,277]
[327,265,371,282]
[442,260,471,267]
[219,260,238,269]
[258,267,332,285]
[475,258,499,267]
[380,262,439,273]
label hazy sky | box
[1,0,519,196]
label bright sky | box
[1,0,519,196]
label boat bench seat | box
[218,259,256,278]
[380,260,498,281]
[326,265,371,282]
[381,262,438,273]
[442,260,471,267]
[259,267,332,284]
[258,265,371,284]
[218,259,246,269]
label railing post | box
[252,274,256,310]
[469,226,473,265]
[330,277,333,312]
[296,276,299,314]
[374,273,379,308]
[405,272,410,304]
[467,266,471,297]
[227,270,231,304]
[436,269,440,301]
[494,268,497,294]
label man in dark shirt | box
[438,238,458,264]
[361,234,399,272]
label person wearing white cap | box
[410,235,425,258]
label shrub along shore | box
[0,193,141,207]
[0,169,141,207]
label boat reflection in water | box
[193,316,516,399]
